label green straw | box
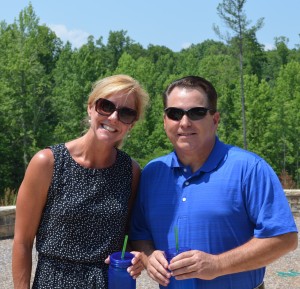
[121,235,128,259]
[175,227,179,252]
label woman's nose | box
[107,110,119,122]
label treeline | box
[0,4,300,197]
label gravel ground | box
[1,216,299,289]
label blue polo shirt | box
[130,137,297,289]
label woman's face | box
[88,92,136,145]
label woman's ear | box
[87,104,93,117]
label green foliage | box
[265,61,300,183]
[244,75,272,157]
[214,0,265,150]
[0,4,61,194]
[0,3,300,196]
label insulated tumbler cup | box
[108,252,136,289]
[165,247,196,289]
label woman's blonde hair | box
[88,74,149,120]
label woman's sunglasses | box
[164,107,216,121]
[95,98,137,124]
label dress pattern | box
[32,143,133,288]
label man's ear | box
[163,114,167,130]
[213,112,220,126]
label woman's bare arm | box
[12,149,53,289]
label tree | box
[0,4,61,194]
[263,37,292,85]
[178,40,230,75]
[104,30,137,72]
[267,61,300,185]
[214,0,264,149]
[51,37,108,143]
[244,75,272,157]
[114,52,165,164]
[197,54,241,145]
[242,30,267,80]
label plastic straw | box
[175,227,179,252]
[121,235,128,259]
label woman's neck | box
[66,134,117,169]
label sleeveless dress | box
[32,144,133,289]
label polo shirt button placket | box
[182,181,189,202]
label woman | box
[12,74,149,288]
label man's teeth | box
[102,124,116,132]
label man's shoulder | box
[228,145,263,162]
[215,139,264,164]
[223,144,272,175]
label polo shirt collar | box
[169,136,229,173]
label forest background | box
[1,2,300,203]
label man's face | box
[164,87,220,156]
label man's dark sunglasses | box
[95,98,137,124]
[164,107,216,121]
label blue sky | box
[1,0,299,51]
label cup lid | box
[110,252,134,268]
[165,247,190,259]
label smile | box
[178,132,196,136]
[101,124,117,132]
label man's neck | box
[176,139,216,173]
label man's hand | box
[145,250,171,287]
[168,250,220,281]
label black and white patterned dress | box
[32,144,133,289]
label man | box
[130,76,298,289]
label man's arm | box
[169,232,298,280]
[217,232,298,276]
[131,240,155,257]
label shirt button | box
[183,168,187,172]
[182,197,187,202]
[185,181,189,186]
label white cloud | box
[49,24,90,48]
[263,43,275,51]
[181,42,192,50]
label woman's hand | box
[127,251,145,279]
[105,251,145,279]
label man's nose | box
[179,114,191,126]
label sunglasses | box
[95,98,137,124]
[164,107,216,121]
